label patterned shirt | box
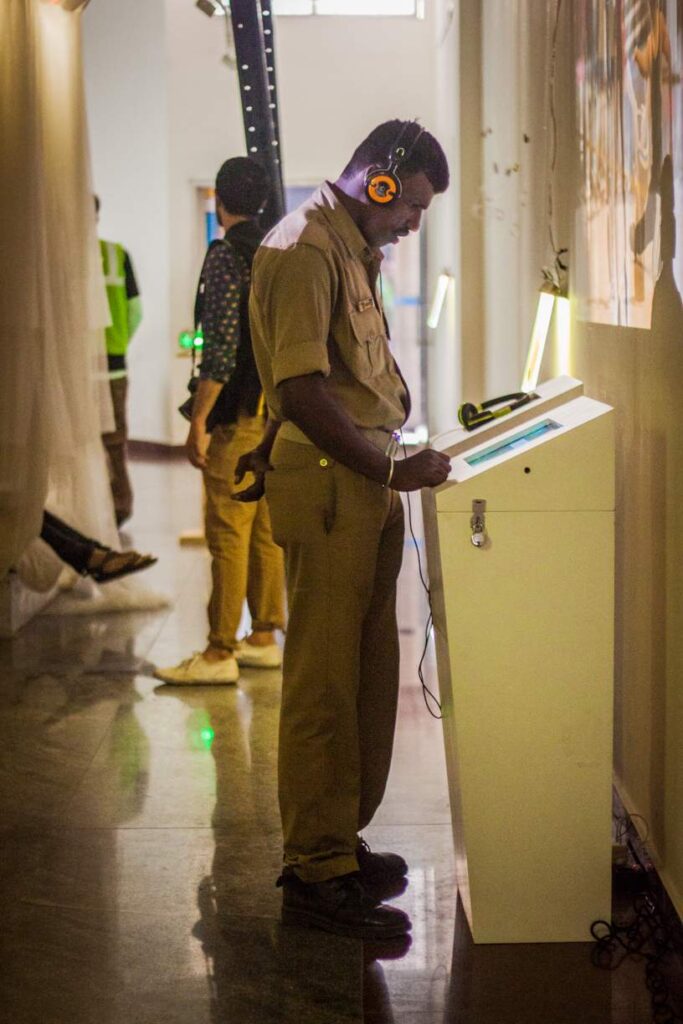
[198,241,248,384]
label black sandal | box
[86,549,157,584]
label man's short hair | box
[215,157,269,217]
[342,120,449,194]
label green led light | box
[179,331,193,350]
[200,727,215,750]
[193,330,204,349]
[187,709,215,752]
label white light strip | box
[521,290,555,391]
[427,272,453,329]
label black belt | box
[107,354,126,372]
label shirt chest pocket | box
[345,297,387,381]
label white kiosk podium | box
[422,380,615,943]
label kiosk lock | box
[470,499,488,548]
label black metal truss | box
[229,0,285,231]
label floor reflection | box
[6,608,160,678]
[363,889,659,1024]
[445,899,612,1024]
[159,678,363,1023]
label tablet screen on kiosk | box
[465,419,561,467]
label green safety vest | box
[100,239,130,356]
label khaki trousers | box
[102,375,133,525]
[265,437,405,883]
[204,414,285,652]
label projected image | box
[574,0,683,327]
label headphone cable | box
[401,432,442,720]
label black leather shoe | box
[356,838,408,880]
[278,872,412,939]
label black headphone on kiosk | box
[365,121,426,205]
[458,391,538,431]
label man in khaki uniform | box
[247,121,450,939]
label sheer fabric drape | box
[0,0,117,582]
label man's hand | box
[186,422,210,470]
[185,378,224,469]
[233,447,272,503]
[391,449,451,492]
[277,375,450,490]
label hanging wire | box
[401,434,442,720]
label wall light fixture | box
[427,272,455,330]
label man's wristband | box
[383,455,395,488]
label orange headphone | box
[365,122,426,205]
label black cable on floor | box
[590,840,683,1024]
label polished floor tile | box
[2,901,361,1024]
[441,903,631,1024]
[372,684,451,828]
[0,455,676,1024]
[361,823,456,1019]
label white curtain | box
[0,0,117,582]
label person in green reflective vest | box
[96,195,143,526]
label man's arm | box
[186,245,242,470]
[186,379,224,469]
[279,374,450,491]
[255,415,281,462]
[233,416,281,502]
[251,244,448,490]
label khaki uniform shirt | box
[249,182,409,434]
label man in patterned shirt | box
[155,158,284,685]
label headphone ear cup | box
[459,403,496,431]
[458,402,479,426]
[366,171,399,204]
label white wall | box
[480,0,552,397]
[275,15,436,184]
[84,1,436,443]
[166,0,245,443]
[426,0,460,434]
[83,0,170,444]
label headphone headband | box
[458,391,539,431]
[365,121,425,205]
[389,121,423,166]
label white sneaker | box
[234,641,282,669]
[154,652,239,685]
